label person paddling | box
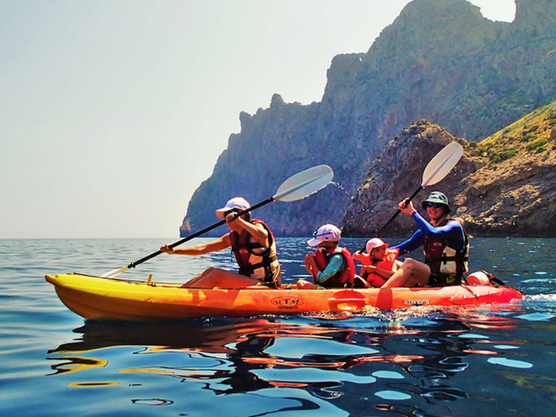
[381,191,469,288]
[353,238,401,288]
[300,224,355,288]
[161,197,281,289]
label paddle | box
[359,142,464,252]
[101,165,334,278]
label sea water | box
[1,237,555,417]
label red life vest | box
[360,248,399,287]
[423,219,469,284]
[229,219,281,287]
[313,246,355,288]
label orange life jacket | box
[360,248,399,287]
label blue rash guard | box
[392,211,466,256]
[316,254,344,284]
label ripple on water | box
[375,390,412,400]
[372,371,405,380]
[487,358,533,369]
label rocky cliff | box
[181,0,556,237]
[344,101,556,237]
[456,101,556,236]
[343,121,474,236]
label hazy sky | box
[0,0,516,239]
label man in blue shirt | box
[381,191,469,288]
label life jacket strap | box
[239,254,278,275]
[425,255,468,263]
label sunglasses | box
[426,202,445,208]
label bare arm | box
[160,233,231,256]
[361,257,402,279]
[304,253,319,280]
[228,214,268,246]
[362,264,396,279]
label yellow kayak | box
[45,273,524,321]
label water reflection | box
[2,238,554,417]
[47,355,108,375]
[46,306,531,416]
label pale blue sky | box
[0,0,516,238]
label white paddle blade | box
[421,142,463,187]
[101,266,128,278]
[273,165,334,202]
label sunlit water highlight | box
[1,237,555,416]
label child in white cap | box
[301,224,355,288]
[353,238,400,287]
[161,197,281,288]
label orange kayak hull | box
[45,273,524,322]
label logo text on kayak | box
[271,296,305,309]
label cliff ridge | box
[181,0,556,237]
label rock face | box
[455,101,556,237]
[181,0,556,237]
[343,121,475,236]
[456,153,556,237]
[345,103,556,237]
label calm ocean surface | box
[1,237,556,417]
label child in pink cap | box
[353,238,400,287]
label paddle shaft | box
[355,185,422,253]
[374,185,422,238]
[126,197,274,270]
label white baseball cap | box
[365,238,388,253]
[215,197,251,219]
[307,224,342,247]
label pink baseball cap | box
[307,224,342,247]
[366,238,388,253]
[215,197,250,219]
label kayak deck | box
[45,273,524,322]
